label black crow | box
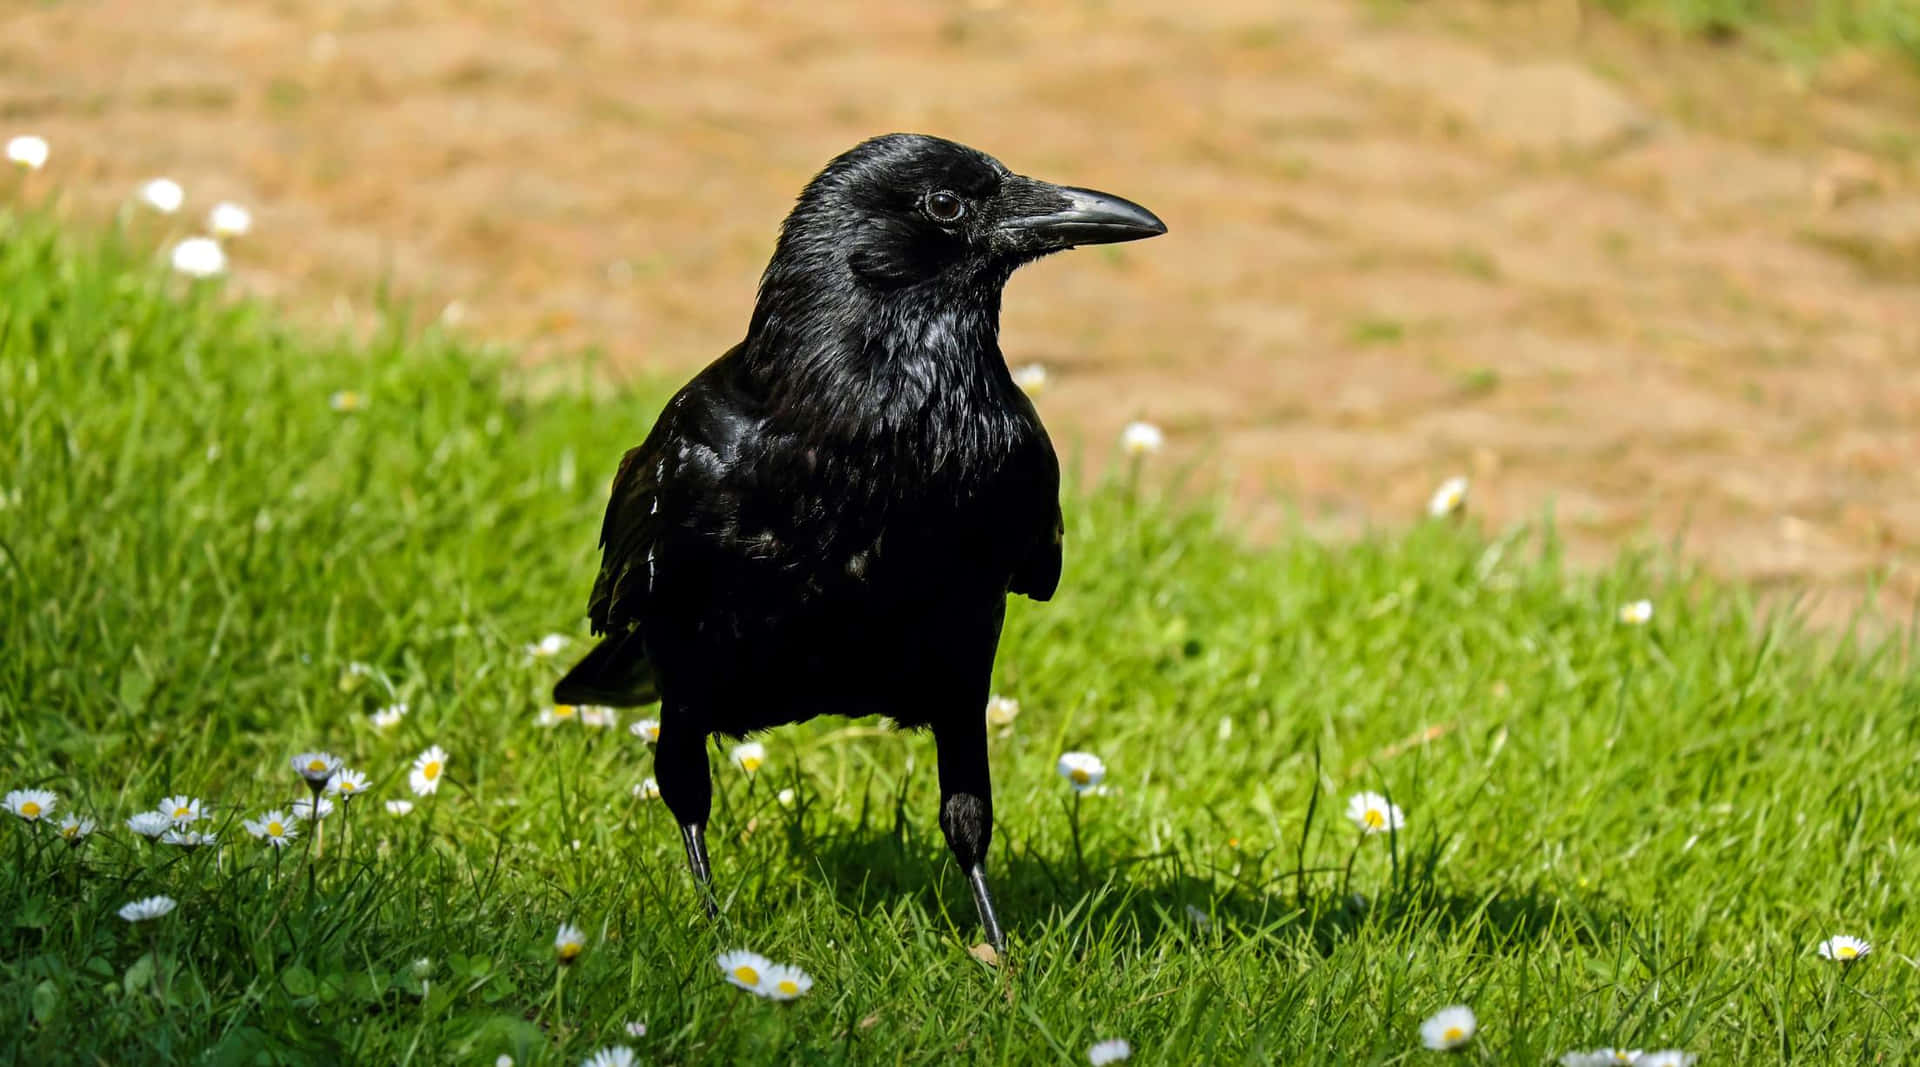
[554,133,1164,950]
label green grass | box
[1589,0,1920,69]
[3,211,1918,1066]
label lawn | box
[1594,0,1920,69]
[1,208,1916,1066]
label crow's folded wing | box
[587,440,666,635]
[586,345,755,635]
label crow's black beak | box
[996,180,1167,251]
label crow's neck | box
[742,271,1018,451]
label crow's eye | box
[924,190,965,223]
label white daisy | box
[1056,752,1106,793]
[1120,421,1164,457]
[582,1048,636,1067]
[1428,475,1469,518]
[57,814,96,844]
[385,799,415,816]
[291,796,334,820]
[1558,1050,1641,1067]
[171,236,227,278]
[328,390,366,413]
[409,745,448,796]
[496,1057,513,1067]
[1345,792,1405,835]
[717,949,774,993]
[527,633,569,658]
[554,922,587,964]
[985,695,1020,727]
[208,201,251,238]
[761,962,813,1000]
[118,895,177,923]
[243,810,298,847]
[158,795,204,825]
[624,1020,647,1037]
[371,703,408,730]
[127,811,173,838]
[1012,363,1048,396]
[777,788,796,807]
[1420,1005,1476,1051]
[731,742,767,775]
[536,704,580,727]
[5,134,49,170]
[4,788,56,822]
[1618,599,1654,626]
[292,752,342,787]
[139,178,185,214]
[1635,1053,1696,1067]
[633,778,661,800]
[629,718,661,743]
[580,706,618,729]
[1818,934,1871,963]
[1088,1039,1132,1064]
[327,769,369,800]
[161,829,216,848]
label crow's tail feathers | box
[553,630,660,707]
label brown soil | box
[5,1,1918,625]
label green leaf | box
[280,964,315,998]
[122,953,155,997]
[30,979,58,1025]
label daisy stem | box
[307,779,327,859]
[149,928,167,1008]
[541,965,568,1033]
[1124,456,1143,525]
[1069,793,1087,886]
[1338,836,1363,901]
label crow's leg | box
[933,714,1005,951]
[655,715,717,917]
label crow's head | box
[766,133,1166,296]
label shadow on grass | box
[789,818,1621,953]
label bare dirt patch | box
[4,0,1916,624]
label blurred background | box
[5,0,1916,624]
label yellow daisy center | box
[777,979,800,995]
[19,802,40,818]
[740,757,762,773]
[1363,809,1384,828]
[1069,768,1091,785]
[734,965,760,985]
[267,822,284,837]
[339,781,357,793]
[1838,945,1858,959]
[173,806,193,819]
[308,760,328,772]
[559,942,582,960]
[555,705,576,718]
[423,761,442,781]
[1443,1027,1464,1042]
[644,727,658,740]
[61,824,77,837]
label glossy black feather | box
[564,135,1071,732]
